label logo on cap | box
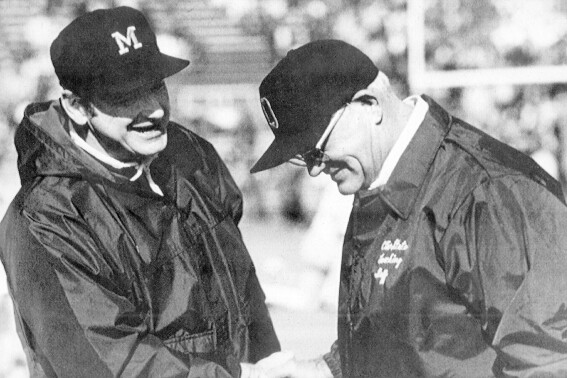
[111,26,142,55]
[260,97,279,130]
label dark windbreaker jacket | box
[0,100,280,377]
[326,96,567,377]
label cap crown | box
[252,39,377,173]
[50,6,189,100]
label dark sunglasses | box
[289,104,350,168]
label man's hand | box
[240,351,295,378]
[260,355,333,378]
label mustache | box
[324,161,350,176]
[126,114,163,130]
[324,160,348,170]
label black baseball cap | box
[50,6,189,101]
[250,39,378,173]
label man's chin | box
[131,135,168,157]
[336,182,359,195]
[334,173,367,195]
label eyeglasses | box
[289,104,350,168]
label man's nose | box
[145,108,164,120]
[135,94,164,119]
[308,163,325,177]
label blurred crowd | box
[238,0,567,186]
[1,0,567,376]
[2,0,567,221]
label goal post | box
[406,0,567,92]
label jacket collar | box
[17,101,152,186]
[16,101,111,184]
[358,95,453,219]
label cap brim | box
[156,52,190,79]
[250,128,319,173]
[100,52,190,98]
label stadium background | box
[1,0,567,376]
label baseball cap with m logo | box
[50,6,189,102]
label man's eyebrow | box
[353,95,375,104]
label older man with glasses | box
[250,39,567,377]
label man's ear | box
[60,90,91,125]
[352,90,383,125]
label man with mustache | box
[250,39,567,377]
[0,6,281,377]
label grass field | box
[239,216,338,359]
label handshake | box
[240,351,333,378]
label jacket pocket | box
[164,329,216,355]
[163,312,231,355]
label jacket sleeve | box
[193,133,281,361]
[215,154,244,225]
[197,134,244,225]
[245,266,281,362]
[442,177,567,376]
[0,203,234,378]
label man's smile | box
[128,119,164,133]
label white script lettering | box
[378,253,404,269]
[381,239,408,251]
[374,267,389,285]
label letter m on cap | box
[111,26,142,55]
